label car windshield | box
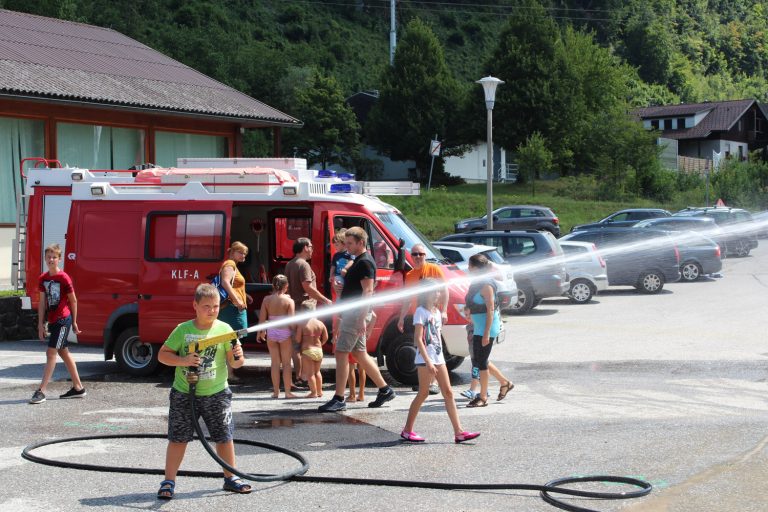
[374,211,442,262]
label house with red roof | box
[0,8,300,286]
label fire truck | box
[13,157,469,384]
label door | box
[139,204,230,342]
[325,211,402,347]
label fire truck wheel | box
[385,333,418,385]
[115,327,160,376]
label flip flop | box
[497,381,514,401]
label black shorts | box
[470,335,495,371]
[167,388,234,444]
[47,316,72,350]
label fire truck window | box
[370,226,394,269]
[274,217,311,260]
[147,212,224,261]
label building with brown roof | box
[0,8,301,286]
[634,99,768,171]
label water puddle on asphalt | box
[241,410,368,429]
[623,434,768,511]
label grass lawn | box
[386,181,676,240]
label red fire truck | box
[15,158,469,384]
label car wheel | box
[568,278,595,304]
[385,333,418,385]
[508,284,534,315]
[680,261,702,282]
[115,327,160,376]
[636,271,665,294]
[735,240,751,257]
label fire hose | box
[22,330,652,512]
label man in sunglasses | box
[397,244,448,395]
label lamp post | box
[476,76,504,230]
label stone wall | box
[0,297,38,340]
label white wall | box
[0,226,13,289]
[444,143,507,183]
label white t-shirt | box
[413,306,445,366]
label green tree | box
[284,71,360,169]
[365,18,465,177]
[516,132,553,195]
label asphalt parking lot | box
[0,244,766,512]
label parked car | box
[570,208,671,232]
[439,230,569,314]
[670,231,722,281]
[454,205,560,237]
[558,240,608,303]
[432,241,518,310]
[633,217,725,280]
[560,228,681,293]
[673,206,758,257]
[752,210,768,239]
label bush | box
[550,175,599,201]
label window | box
[370,226,395,269]
[651,120,659,130]
[146,212,225,261]
[0,116,45,223]
[562,244,590,262]
[155,131,228,167]
[334,215,394,269]
[438,248,463,263]
[57,122,145,169]
[519,208,538,218]
[610,213,630,222]
[663,119,673,130]
[677,118,686,130]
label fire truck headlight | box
[283,185,297,196]
[71,171,83,181]
[90,185,105,196]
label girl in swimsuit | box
[257,275,296,398]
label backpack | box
[464,279,499,315]
[210,270,234,302]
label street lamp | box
[476,76,504,230]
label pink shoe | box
[454,431,480,443]
[400,430,425,443]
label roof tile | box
[0,9,299,126]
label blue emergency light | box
[329,183,353,193]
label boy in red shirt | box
[29,243,85,404]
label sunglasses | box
[412,252,426,256]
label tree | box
[283,71,360,169]
[516,132,553,196]
[365,18,465,177]
[484,1,561,160]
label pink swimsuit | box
[266,315,292,342]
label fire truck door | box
[139,205,230,342]
[325,212,402,334]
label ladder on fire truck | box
[12,191,27,291]
[13,158,63,291]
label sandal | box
[497,381,514,401]
[466,396,487,408]
[223,476,252,494]
[157,480,175,500]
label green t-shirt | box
[163,319,233,396]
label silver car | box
[558,240,609,304]
[432,241,518,309]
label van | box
[17,158,469,385]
